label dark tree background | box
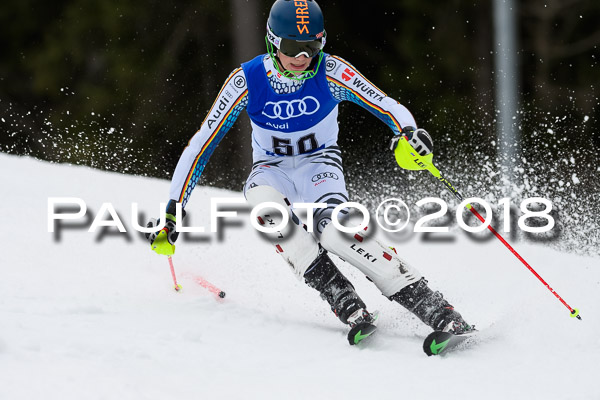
[1,1,599,253]
[2,0,599,179]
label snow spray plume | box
[394,135,582,321]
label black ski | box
[423,330,477,356]
[348,322,377,345]
[348,311,379,345]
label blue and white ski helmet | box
[267,0,325,42]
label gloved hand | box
[146,200,185,256]
[390,126,434,156]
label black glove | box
[390,126,434,156]
[145,200,185,255]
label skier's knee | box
[246,185,320,279]
[245,185,289,209]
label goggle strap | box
[266,22,282,49]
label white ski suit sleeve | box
[324,55,417,134]
[168,68,248,207]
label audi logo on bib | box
[311,172,339,182]
[262,96,320,120]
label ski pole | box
[167,257,226,299]
[167,256,182,291]
[184,273,226,299]
[433,172,580,320]
[393,135,581,320]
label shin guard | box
[319,224,422,296]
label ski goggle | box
[267,24,326,58]
[278,37,324,58]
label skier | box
[147,0,473,345]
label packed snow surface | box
[1,153,598,400]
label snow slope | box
[1,153,598,400]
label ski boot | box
[304,248,377,345]
[389,277,474,333]
[440,320,475,335]
[346,308,378,345]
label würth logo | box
[296,0,310,34]
[342,68,355,82]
